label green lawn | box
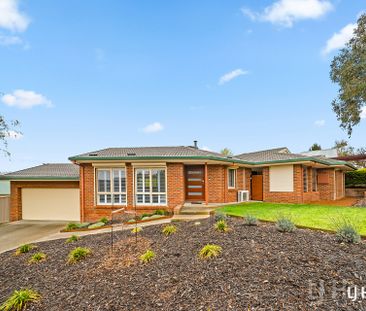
[217,202,366,235]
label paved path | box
[0,220,67,253]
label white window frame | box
[135,168,167,206]
[312,168,318,192]
[96,168,127,206]
[228,168,237,189]
[303,166,308,193]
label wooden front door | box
[251,175,263,201]
[185,165,205,201]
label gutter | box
[0,176,80,181]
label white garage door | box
[22,188,80,221]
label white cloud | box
[1,89,52,109]
[0,0,30,32]
[0,34,22,45]
[142,122,164,133]
[5,130,23,140]
[242,0,333,28]
[218,69,248,85]
[314,119,325,127]
[322,23,356,55]
[361,107,366,119]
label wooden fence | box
[0,196,10,223]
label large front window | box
[135,168,166,205]
[228,168,236,189]
[97,168,126,205]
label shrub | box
[141,216,151,221]
[0,289,40,311]
[66,222,78,230]
[140,250,155,264]
[99,217,109,224]
[276,217,296,233]
[162,225,177,236]
[87,222,105,229]
[214,220,229,232]
[141,213,152,218]
[77,222,90,228]
[15,244,34,256]
[29,252,46,264]
[334,219,361,244]
[66,235,79,243]
[154,209,167,216]
[131,227,142,234]
[199,244,222,260]
[244,215,258,226]
[346,168,366,187]
[214,212,228,222]
[68,247,91,264]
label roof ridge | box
[235,146,289,157]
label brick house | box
[2,145,354,222]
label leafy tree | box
[220,148,233,156]
[334,140,354,156]
[330,14,366,136]
[0,115,20,157]
[309,143,322,151]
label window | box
[97,168,126,205]
[303,166,308,192]
[228,168,236,189]
[312,168,317,192]
[135,168,166,205]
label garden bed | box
[1,218,366,310]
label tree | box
[0,115,20,157]
[330,14,366,136]
[220,148,233,156]
[309,143,322,151]
[334,140,354,156]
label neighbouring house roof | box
[300,148,338,158]
[0,164,80,180]
[69,145,355,169]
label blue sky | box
[0,0,365,171]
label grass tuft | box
[131,227,142,234]
[162,225,177,236]
[276,216,296,233]
[333,218,361,244]
[67,247,91,264]
[0,289,40,311]
[214,220,229,232]
[66,235,80,243]
[139,250,155,264]
[244,215,258,226]
[29,252,46,264]
[199,244,222,260]
[15,244,34,256]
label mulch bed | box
[1,218,366,310]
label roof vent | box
[89,153,98,156]
[127,152,136,156]
[193,140,198,149]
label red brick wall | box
[335,170,345,199]
[207,165,225,203]
[80,163,185,222]
[317,168,335,201]
[10,180,79,221]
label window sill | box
[95,204,127,209]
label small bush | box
[68,247,91,264]
[99,217,108,224]
[215,220,229,232]
[66,235,79,243]
[0,289,40,311]
[88,222,105,229]
[214,212,228,222]
[162,225,177,236]
[131,227,142,234]
[346,168,366,187]
[66,223,78,230]
[244,215,257,226]
[141,216,151,221]
[154,209,167,216]
[276,217,295,233]
[15,244,34,256]
[334,219,361,244]
[77,222,90,229]
[140,250,155,264]
[199,244,222,260]
[29,252,46,264]
[141,213,152,218]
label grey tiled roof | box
[70,146,232,160]
[234,147,303,162]
[1,164,79,179]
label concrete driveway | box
[0,220,67,253]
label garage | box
[22,188,80,221]
[0,163,80,222]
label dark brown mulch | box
[1,218,366,311]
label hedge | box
[346,169,366,187]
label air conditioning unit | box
[238,190,249,202]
